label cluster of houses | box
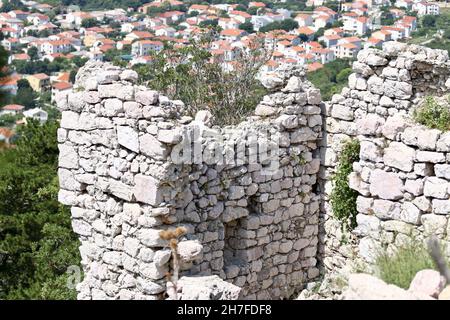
[0,0,443,132]
[1,0,438,75]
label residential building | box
[220,29,247,42]
[311,47,335,64]
[39,39,72,54]
[1,38,19,51]
[294,14,313,27]
[229,10,251,24]
[319,34,341,48]
[381,26,405,41]
[334,42,359,59]
[51,82,73,102]
[0,104,25,116]
[395,0,413,10]
[343,14,369,36]
[365,37,384,48]
[251,16,273,31]
[131,40,164,56]
[23,108,48,123]
[416,2,440,16]
[26,73,50,92]
[0,74,20,95]
[125,31,154,42]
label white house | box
[251,16,273,31]
[310,47,335,64]
[294,14,313,27]
[229,10,252,24]
[0,104,24,116]
[333,42,359,59]
[381,26,405,41]
[23,108,48,123]
[218,17,241,30]
[65,11,94,27]
[154,26,176,38]
[343,15,369,36]
[39,39,72,55]
[51,82,72,102]
[413,2,440,16]
[131,40,164,56]
[220,29,247,42]
[395,0,413,10]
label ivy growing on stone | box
[330,139,360,230]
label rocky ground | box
[297,269,450,300]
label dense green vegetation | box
[239,21,254,34]
[272,0,311,12]
[0,120,81,299]
[0,0,27,12]
[259,19,298,33]
[411,10,450,55]
[330,139,360,230]
[413,96,450,131]
[37,0,147,10]
[12,56,87,76]
[11,79,38,109]
[307,59,352,101]
[375,242,444,289]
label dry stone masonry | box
[321,42,450,274]
[57,42,450,300]
[56,61,323,300]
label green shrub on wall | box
[413,96,450,131]
[330,139,360,230]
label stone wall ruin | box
[56,42,450,300]
[56,62,323,299]
[320,42,450,274]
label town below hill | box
[0,0,449,143]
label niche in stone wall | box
[410,61,450,98]
[223,218,244,276]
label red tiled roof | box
[52,82,72,90]
[297,27,315,35]
[2,104,24,111]
[30,73,49,80]
[221,29,246,37]
[307,62,324,72]
[57,72,70,82]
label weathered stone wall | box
[56,62,323,300]
[57,42,450,300]
[321,42,450,274]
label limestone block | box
[383,142,415,172]
[134,174,163,206]
[171,275,241,300]
[409,270,446,298]
[139,134,169,160]
[117,126,139,153]
[135,90,159,106]
[59,144,79,169]
[369,169,403,200]
[424,177,448,199]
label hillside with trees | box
[307,59,352,101]
[0,120,81,299]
